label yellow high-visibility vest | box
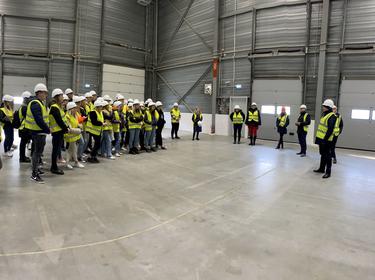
[170,108,181,123]
[86,110,104,136]
[248,110,259,123]
[128,110,143,129]
[102,109,113,131]
[64,113,81,143]
[49,104,67,133]
[278,114,288,127]
[0,107,14,127]
[303,113,309,132]
[316,112,336,142]
[232,112,244,124]
[333,114,342,137]
[25,99,49,131]
[112,111,121,133]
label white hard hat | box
[21,91,31,99]
[322,99,334,108]
[173,102,179,107]
[2,95,14,102]
[128,98,134,104]
[116,94,124,100]
[101,100,109,107]
[148,101,156,107]
[89,90,97,96]
[94,100,103,107]
[146,98,152,104]
[128,102,134,107]
[234,105,240,110]
[52,88,64,98]
[103,95,111,101]
[251,102,257,106]
[96,97,104,103]
[65,88,73,95]
[34,83,48,93]
[113,101,122,107]
[140,101,145,106]
[63,94,69,101]
[85,92,92,98]
[66,102,77,111]
[133,99,140,105]
[72,95,80,103]
[300,104,307,109]
[155,101,163,107]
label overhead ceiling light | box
[84,84,90,88]
[235,84,242,89]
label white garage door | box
[102,64,145,101]
[3,76,46,106]
[252,79,302,143]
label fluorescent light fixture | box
[84,84,90,88]
[351,109,370,120]
[13,97,23,105]
[235,84,242,89]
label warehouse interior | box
[0,0,375,279]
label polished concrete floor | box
[0,131,375,280]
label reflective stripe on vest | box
[128,110,143,129]
[112,111,121,133]
[25,100,49,131]
[316,112,335,142]
[232,112,243,124]
[86,110,104,136]
[333,114,341,137]
[0,107,14,127]
[64,113,81,143]
[102,109,113,131]
[192,113,202,123]
[171,108,181,123]
[18,107,26,130]
[278,114,288,127]
[144,109,153,131]
[248,110,259,123]
[49,104,67,133]
[303,113,309,132]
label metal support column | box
[211,0,220,134]
[72,0,80,93]
[152,0,158,101]
[336,0,348,107]
[314,0,330,124]
[303,1,312,104]
[249,8,257,103]
[99,0,106,96]
[0,15,4,99]
[47,19,51,91]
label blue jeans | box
[77,133,85,158]
[113,132,121,153]
[101,130,112,157]
[129,128,140,150]
[3,124,14,152]
[144,128,156,148]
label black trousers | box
[233,124,242,142]
[171,123,179,138]
[277,133,285,148]
[318,142,333,174]
[31,134,46,175]
[90,133,101,158]
[331,136,338,160]
[156,126,164,147]
[19,129,31,160]
[193,125,200,139]
[51,132,64,170]
[297,131,307,154]
[140,129,145,149]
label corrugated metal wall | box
[0,0,148,97]
[156,0,375,117]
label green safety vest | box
[170,108,181,123]
[333,114,342,137]
[0,107,14,127]
[232,112,244,124]
[278,114,288,127]
[248,110,259,123]
[64,113,81,143]
[112,110,121,133]
[303,113,309,132]
[192,113,202,123]
[102,109,113,131]
[25,100,49,131]
[86,110,104,136]
[128,110,143,129]
[316,112,336,142]
[49,104,67,133]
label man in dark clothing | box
[230,105,246,144]
[331,105,344,164]
[155,101,166,150]
[87,101,104,163]
[26,84,50,183]
[295,104,311,157]
[314,99,337,179]
[17,91,32,162]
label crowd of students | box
[0,83,184,183]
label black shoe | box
[88,157,100,163]
[192,138,195,141]
[171,137,174,139]
[51,169,64,175]
[249,142,252,146]
[31,173,44,184]
[196,138,200,141]
[37,169,45,175]
[275,146,280,149]
[161,146,167,150]
[300,154,306,157]
[322,173,331,179]
[233,141,236,144]
[296,152,302,155]
[20,157,31,163]
[151,148,157,152]
[333,158,337,164]
[314,169,325,173]
[145,148,152,153]
[135,149,140,154]
[176,136,180,139]
[129,150,136,155]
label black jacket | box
[28,97,50,134]
[89,111,104,126]
[157,109,166,129]
[49,105,69,134]
[296,112,311,133]
[245,108,261,126]
[315,109,337,145]
[336,113,344,135]
[276,114,290,135]
[230,111,245,124]
[0,106,13,128]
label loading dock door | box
[338,80,375,151]
[252,80,302,143]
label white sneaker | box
[115,153,121,157]
[66,164,73,170]
[121,147,127,151]
[108,156,116,160]
[5,151,13,157]
[75,162,85,168]
[11,144,17,151]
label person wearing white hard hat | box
[314,99,337,179]
[127,99,143,154]
[64,102,84,169]
[0,95,15,157]
[100,100,115,160]
[275,106,290,149]
[230,105,245,144]
[139,102,147,150]
[65,88,74,102]
[143,101,159,152]
[111,101,122,157]
[155,101,166,150]
[73,96,88,162]
[86,100,104,163]
[295,104,311,157]
[331,105,344,164]
[170,103,181,139]
[246,102,261,145]
[13,91,32,162]
[192,107,203,141]
[49,89,70,175]
[122,102,133,150]
[27,83,50,183]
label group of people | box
[230,99,343,178]
[0,83,186,183]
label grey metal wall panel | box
[50,21,75,55]
[103,46,145,68]
[220,58,251,97]
[77,62,100,94]
[49,61,73,91]
[328,0,344,47]
[4,17,48,54]
[3,58,48,77]
[221,13,252,54]
[254,56,304,78]
[342,54,375,79]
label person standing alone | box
[192,107,203,141]
[295,104,311,157]
[170,103,181,139]
[230,105,245,144]
[276,107,289,149]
